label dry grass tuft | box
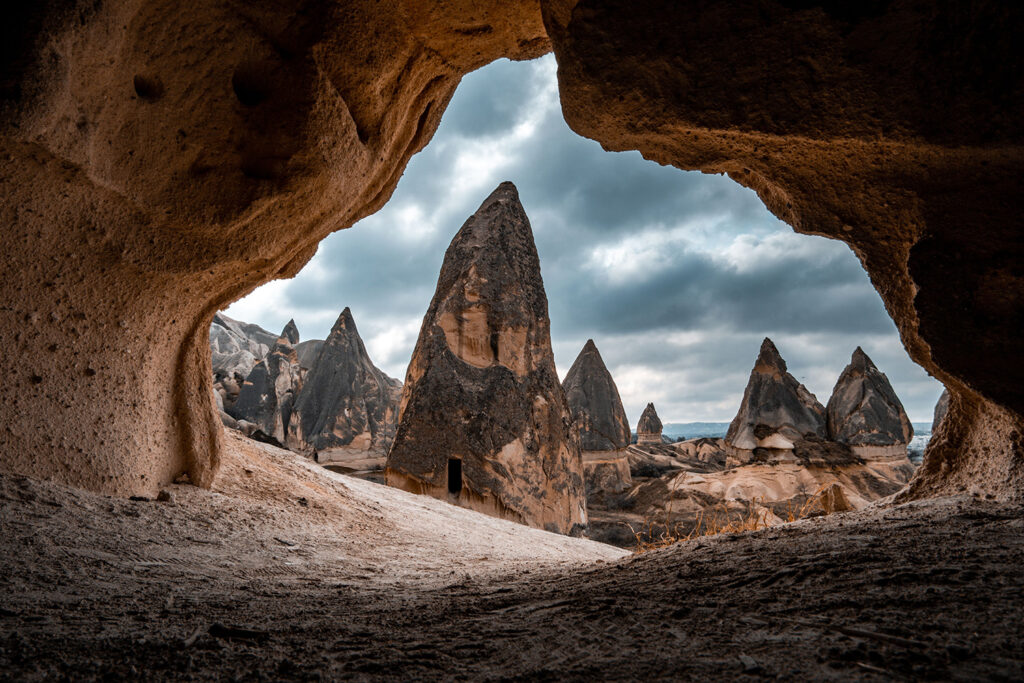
[632,485,834,553]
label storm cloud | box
[227,55,943,423]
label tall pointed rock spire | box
[725,337,826,452]
[826,347,913,446]
[287,308,402,453]
[386,182,586,535]
[562,339,630,451]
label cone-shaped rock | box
[287,308,401,454]
[636,403,663,445]
[230,321,303,443]
[562,340,630,451]
[725,338,826,451]
[826,347,913,446]
[386,182,586,535]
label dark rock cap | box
[826,347,913,446]
[562,339,631,451]
[287,307,401,453]
[725,337,825,450]
[637,403,663,436]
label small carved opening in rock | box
[132,74,164,101]
[231,62,271,106]
[447,458,462,495]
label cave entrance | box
[448,458,463,495]
[217,54,943,545]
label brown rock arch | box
[1,0,1020,499]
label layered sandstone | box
[287,308,401,456]
[386,182,586,535]
[725,339,826,456]
[562,339,630,451]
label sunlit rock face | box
[542,0,1024,499]
[826,347,913,459]
[230,320,302,444]
[636,403,664,445]
[287,308,401,455]
[386,182,587,535]
[726,339,826,455]
[562,340,630,451]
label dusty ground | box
[2,433,1022,681]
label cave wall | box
[1,0,1020,499]
[542,0,1023,500]
[0,0,548,495]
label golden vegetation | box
[632,486,832,553]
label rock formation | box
[230,320,303,444]
[209,313,278,411]
[826,347,914,457]
[562,340,630,451]
[386,182,586,535]
[636,403,664,445]
[287,308,401,456]
[0,2,1020,501]
[725,339,826,456]
[933,390,950,432]
[542,3,1024,500]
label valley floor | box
[1,433,1022,681]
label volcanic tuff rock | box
[826,347,913,447]
[286,308,401,455]
[933,390,950,432]
[636,403,664,445]
[209,313,279,410]
[230,321,303,444]
[562,340,630,451]
[726,339,826,452]
[386,182,586,535]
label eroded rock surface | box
[287,308,401,456]
[725,338,825,454]
[209,313,278,411]
[386,182,586,535]
[542,0,1024,499]
[562,339,630,451]
[636,403,663,445]
[230,320,303,444]
[933,389,950,432]
[826,347,914,453]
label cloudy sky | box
[226,55,944,424]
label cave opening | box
[5,3,1023,677]
[215,55,942,547]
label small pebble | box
[157,489,174,503]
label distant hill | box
[661,422,730,439]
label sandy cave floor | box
[1,432,1023,681]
